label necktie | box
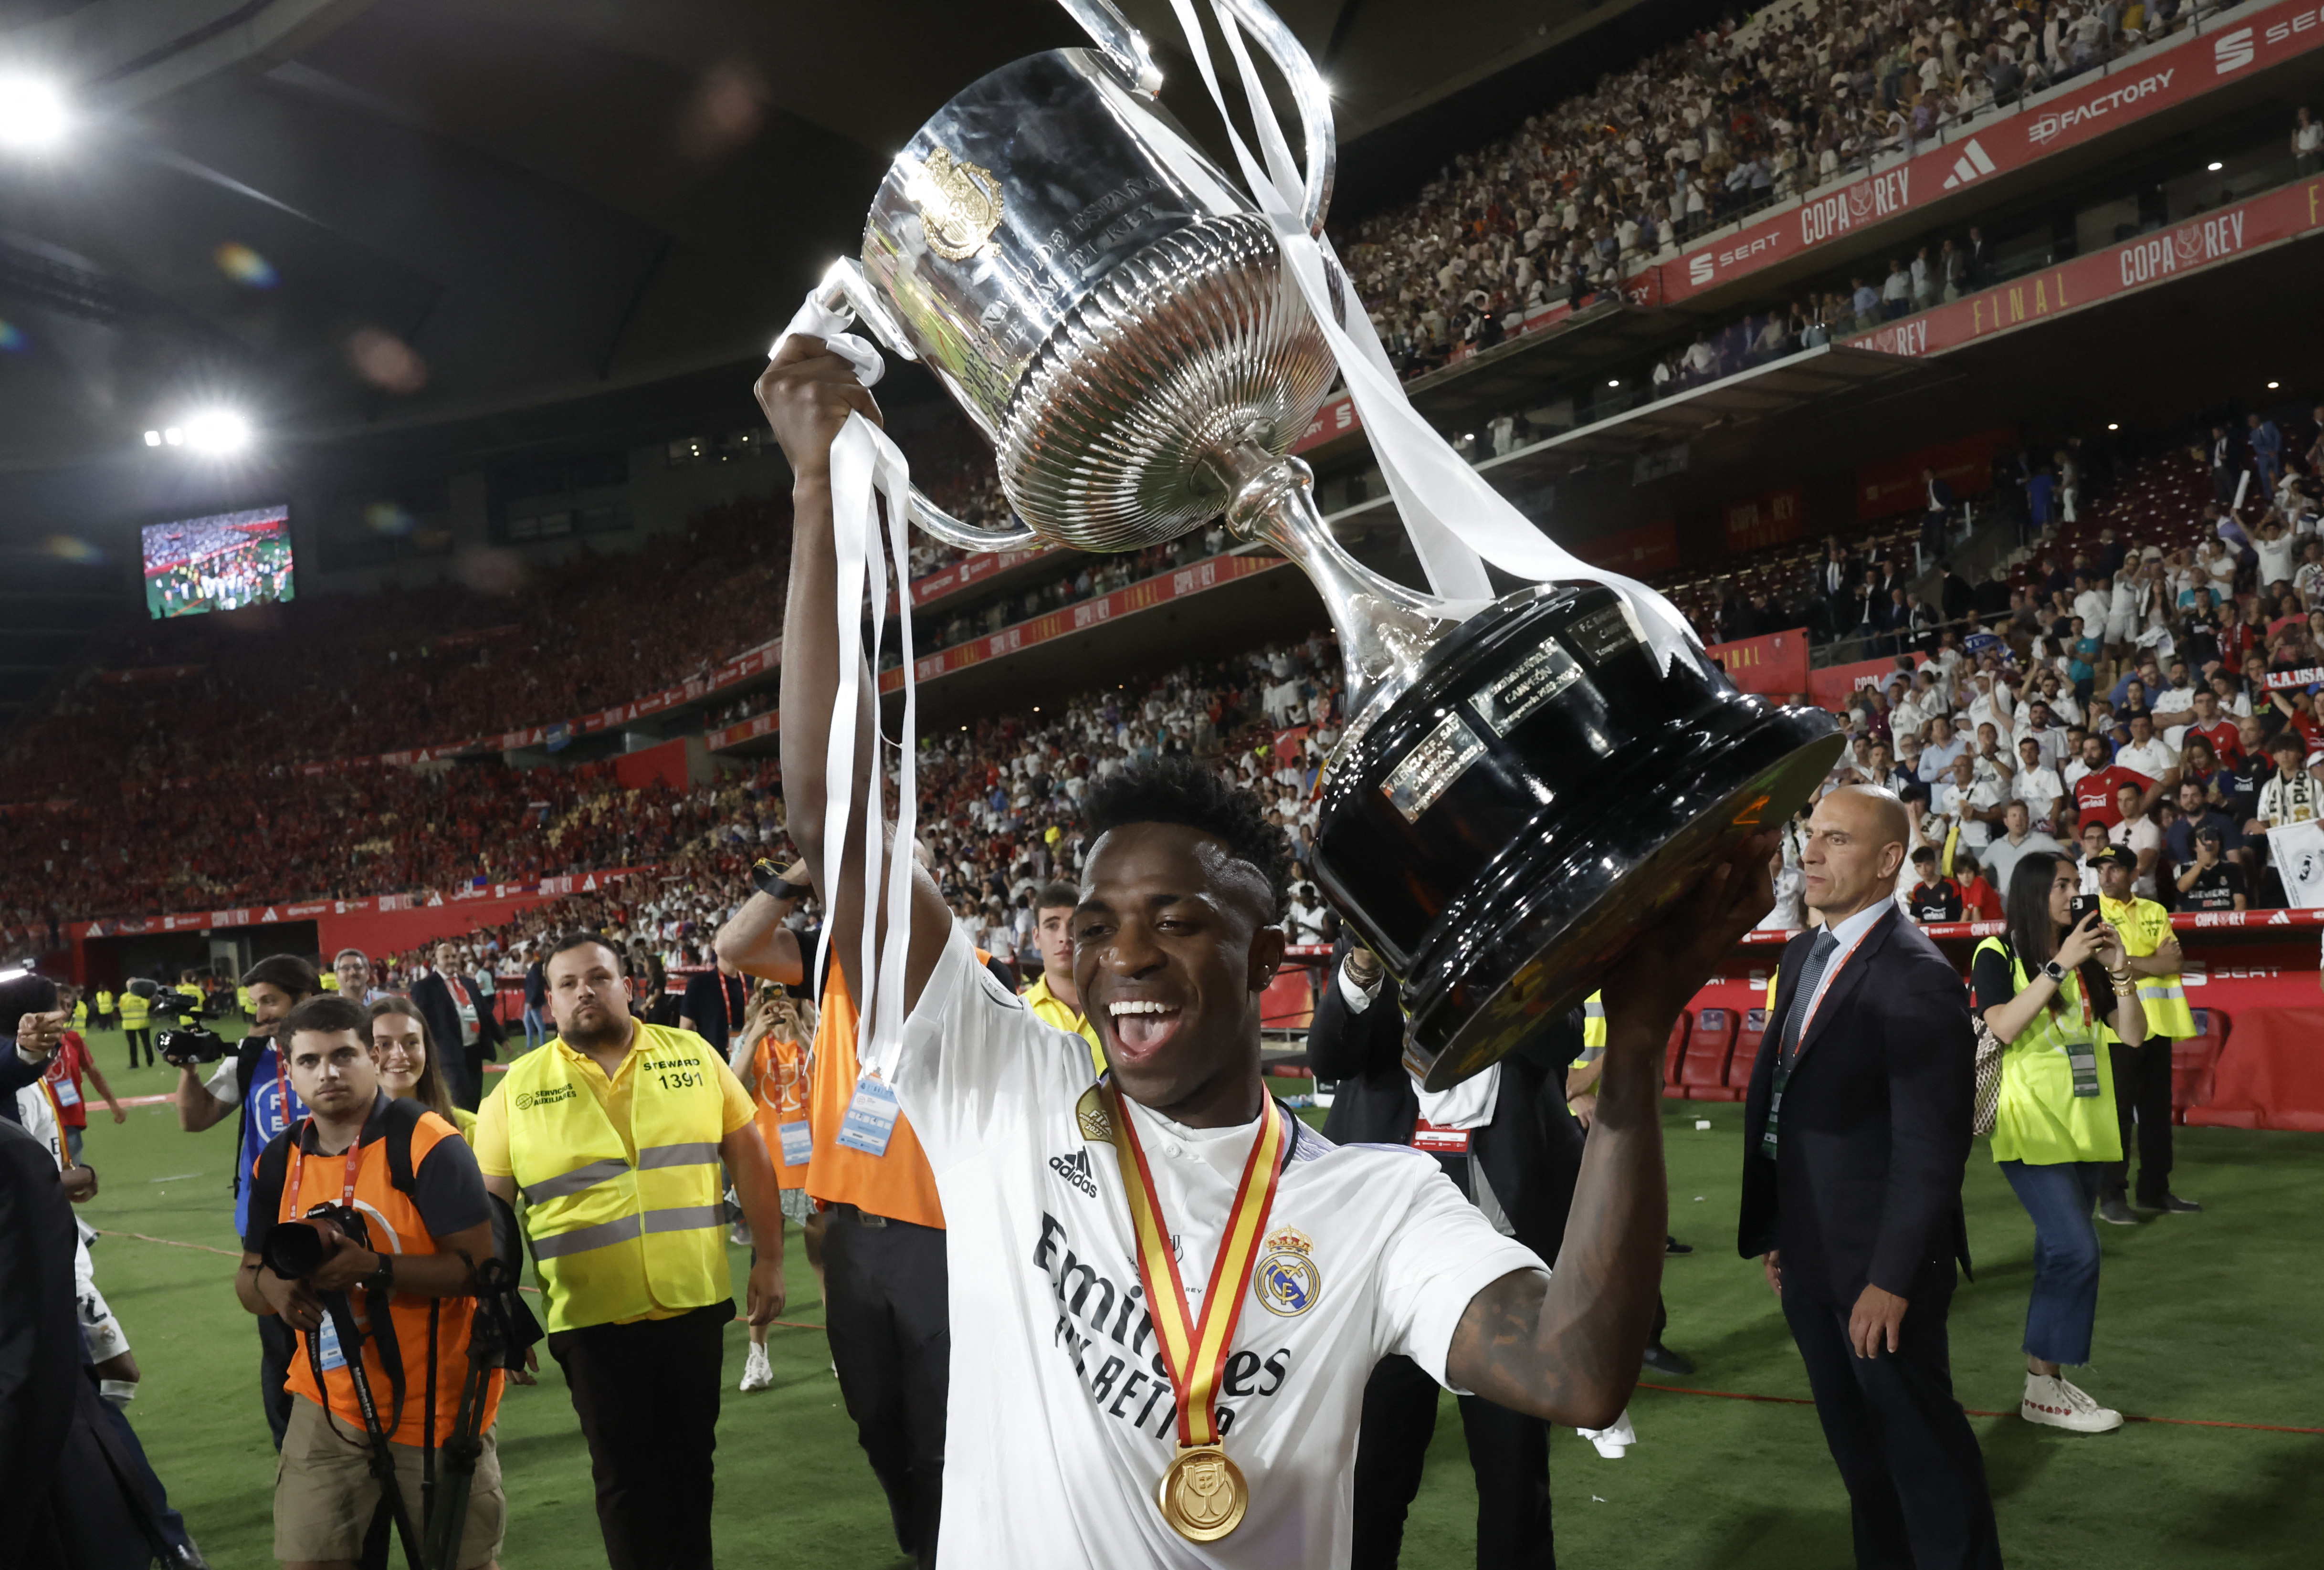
[1777,929,1841,1071]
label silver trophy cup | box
[817,0,1842,1088]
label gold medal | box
[1101,1081,1289,1545]
[1157,1444,1249,1542]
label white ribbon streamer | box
[1164,0,1707,677]
[769,303,920,1069]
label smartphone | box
[2067,893,2101,925]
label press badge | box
[2068,1047,2102,1098]
[313,1316,349,1373]
[778,1120,813,1166]
[52,1079,80,1108]
[836,1075,901,1157]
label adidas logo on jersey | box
[1048,1148,1097,1197]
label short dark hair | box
[0,970,59,1037]
[547,930,624,972]
[1912,845,1936,864]
[242,954,319,999]
[282,994,368,1043]
[1034,880,1079,913]
[1083,757,1293,921]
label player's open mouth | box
[1106,998,1184,1057]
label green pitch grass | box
[62,1027,2324,1568]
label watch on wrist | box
[362,1253,395,1294]
[2040,959,2068,984]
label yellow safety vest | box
[72,1000,87,1029]
[238,987,253,1014]
[499,1023,731,1334]
[2096,895,2195,1039]
[96,991,114,1016]
[1023,973,1104,1077]
[119,992,150,1030]
[175,984,203,1014]
[1973,939,2124,1167]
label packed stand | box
[1340,0,2214,378]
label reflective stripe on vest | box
[501,1023,730,1333]
[2098,897,2197,1039]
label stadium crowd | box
[1341,0,2225,377]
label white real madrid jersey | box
[879,929,1543,1569]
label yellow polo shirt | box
[1023,972,1105,1077]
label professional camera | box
[156,1018,229,1066]
[261,1202,372,1283]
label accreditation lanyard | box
[38,1079,74,1168]
[1760,918,1882,1162]
[285,1121,366,1217]
[1100,1080,1288,1543]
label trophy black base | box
[1310,582,1845,1091]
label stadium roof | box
[0,0,1681,480]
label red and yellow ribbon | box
[1100,1079,1287,1448]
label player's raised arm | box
[757,339,952,1016]
[1444,831,1778,1427]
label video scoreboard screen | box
[141,505,295,619]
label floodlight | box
[143,429,162,447]
[181,410,252,454]
[2207,160,2224,172]
[0,75,67,151]
[164,427,183,446]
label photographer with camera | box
[235,994,507,1570]
[170,953,321,1448]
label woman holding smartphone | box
[1972,847,2145,1434]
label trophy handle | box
[1052,0,1164,96]
[1209,0,1336,236]
[812,261,1042,554]
[1054,0,1334,235]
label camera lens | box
[262,1219,330,1281]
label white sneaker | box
[739,1344,774,1392]
[2020,1372,2122,1433]
[1577,1407,1637,1458]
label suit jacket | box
[1737,908,1974,1305]
[1308,937,1584,1266]
[410,971,506,1065]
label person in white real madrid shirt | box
[757,335,1783,1567]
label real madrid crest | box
[902,145,1004,261]
[1253,1225,1322,1317]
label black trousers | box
[257,1309,296,1450]
[1783,1275,1999,1570]
[1350,1353,1553,1570]
[825,1209,949,1570]
[124,1028,152,1069]
[457,1044,489,1112]
[549,1299,730,1570]
[2102,1038,2174,1206]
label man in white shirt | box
[759,337,1773,1567]
[2114,713,2177,782]
[2009,737,2064,826]
[2108,782,2165,899]
[1933,752,2006,851]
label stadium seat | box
[1678,1007,1739,1100]
[1726,1007,1769,1095]
[1662,1012,1692,1094]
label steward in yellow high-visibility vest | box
[95,989,114,1027]
[472,932,786,1569]
[118,985,154,1070]
[2091,847,2197,1217]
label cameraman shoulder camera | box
[171,956,318,1137]
[234,995,513,1570]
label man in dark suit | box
[1738,785,1998,1570]
[409,939,504,1110]
[1308,933,1585,1570]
